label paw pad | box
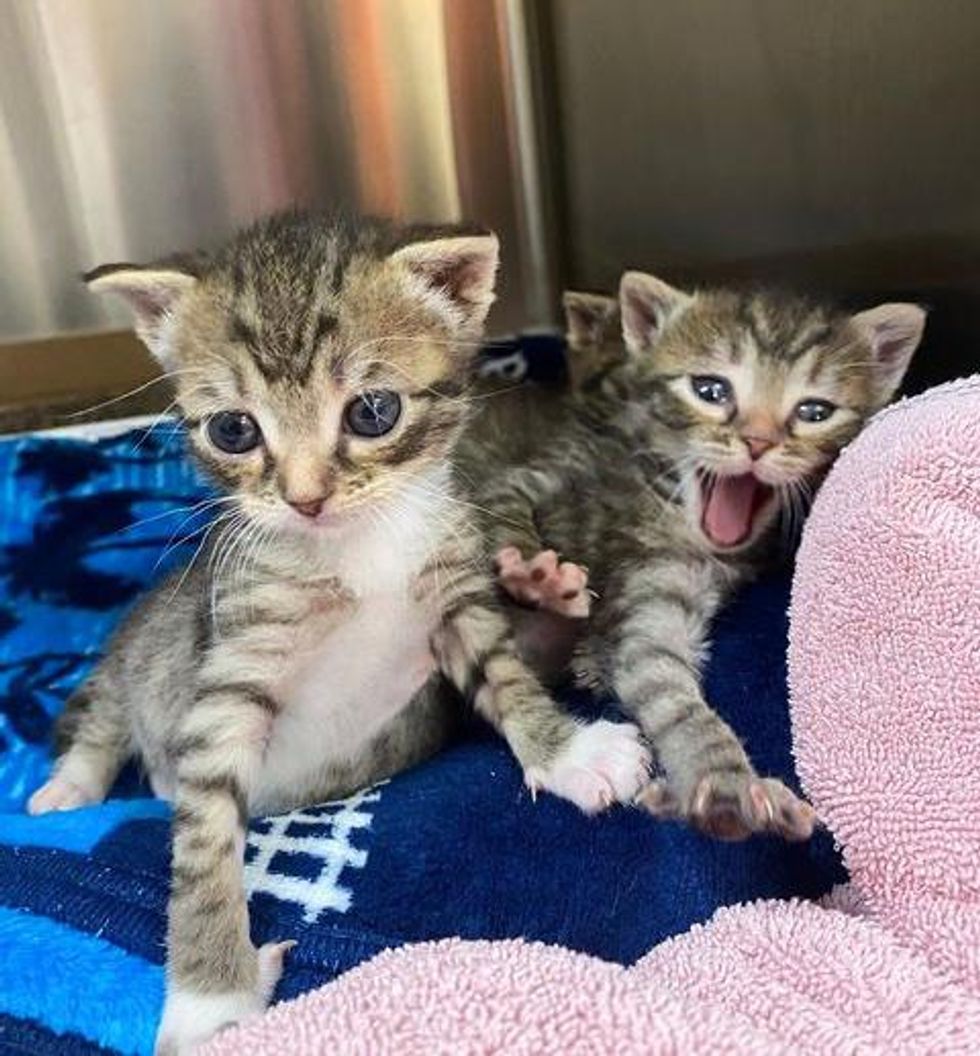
[497,547,591,618]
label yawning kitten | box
[27,212,649,1053]
[483,271,925,840]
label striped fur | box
[28,213,647,1054]
[471,273,925,841]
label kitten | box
[457,291,623,676]
[481,271,925,840]
[27,212,649,1053]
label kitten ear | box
[390,235,500,332]
[562,291,618,348]
[84,263,199,368]
[619,271,692,354]
[851,302,927,403]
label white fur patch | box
[250,477,446,811]
[155,944,290,1054]
[524,720,651,815]
[26,774,100,815]
[155,988,263,1055]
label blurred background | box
[2,0,978,427]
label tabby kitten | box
[457,292,623,677]
[27,212,649,1053]
[482,271,925,840]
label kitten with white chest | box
[27,212,649,1053]
[481,271,925,841]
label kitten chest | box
[259,584,438,793]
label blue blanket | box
[0,412,844,1054]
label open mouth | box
[697,471,775,549]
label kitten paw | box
[525,720,651,814]
[27,775,103,815]
[638,772,817,842]
[154,941,294,1054]
[496,547,591,618]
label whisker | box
[153,498,241,570]
[399,479,529,533]
[62,367,207,420]
[165,510,239,606]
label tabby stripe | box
[429,564,486,599]
[487,674,533,695]
[643,699,699,739]
[785,323,833,363]
[617,643,699,679]
[701,762,751,778]
[621,672,692,702]
[172,782,247,830]
[694,735,748,762]
[459,639,511,698]
[440,591,495,627]
[171,861,218,888]
[173,892,231,920]
[170,732,211,758]
[185,834,235,856]
[196,681,280,715]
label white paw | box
[524,720,651,814]
[27,774,102,815]
[154,941,293,1055]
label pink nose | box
[744,436,775,460]
[288,497,326,519]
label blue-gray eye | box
[345,390,402,437]
[206,411,262,454]
[796,399,836,423]
[691,375,733,405]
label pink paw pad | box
[496,547,591,618]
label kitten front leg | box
[496,547,592,618]
[424,541,649,813]
[155,681,291,1055]
[481,465,592,620]
[479,465,557,560]
[604,562,816,842]
[28,685,128,814]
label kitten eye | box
[691,375,733,405]
[795,399,836,423]
[206,411,262,454]
[344,390,402,438]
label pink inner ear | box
[130,288,174,322]
[875,334,907,364]
[623,291,660,343]
[424,255,481,307]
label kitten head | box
[618,271,925,551]
[86,211,498,537]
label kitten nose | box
[287,496,326,519]
[744,436,775,460]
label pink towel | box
[205,377,980,1055]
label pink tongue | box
[702,474,760,547]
